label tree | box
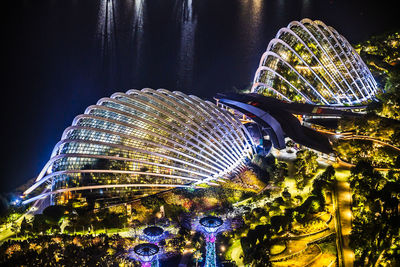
[350,160,382,197]
[241,224,273,266]
[10,221,20,237]
[32,214,49,234]
[367,100,383,114]
[285,140,295,148]
[320,165,335,182]
[349,160,400,265]
[20,217,31,235]
[43,205,66,226]
[282,187,291,200]
[293,150,318,190]
[95,209,127,230]
[270,215,292,233]
[272,161,288,185]
[164,203,186,223]
[394,155,400,168]
[140,196,165,209]
[294,195,303,205]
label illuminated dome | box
[199,216,223,234]
[23,89,254,205]
[133,243,159,263]
[252,18,378,105]
[143,226,164,242]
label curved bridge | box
[215,93,361,154]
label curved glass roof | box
[23,89,254,205]
[252,19,378,105]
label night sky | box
[1,0,399,193]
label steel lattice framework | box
[252,18,378,105]
[23,89,254,205]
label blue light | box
[11,196,22,206]
[204,240,217,267]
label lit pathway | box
[340,135,400,152]
[1,189,53,242]
[336,153,400,172]
[335,170,354,267]
[315,129,400,152]
[0,213,33,242]
[230,240,244,266]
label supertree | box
[198,216,224,267]
[143,226,165,244]
[142,226,166,266]
[132,243,159,267]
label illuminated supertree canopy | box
[200,216,224,235]
[252,19,378,106]
[133,243,159,266]
[199,216,224,267]
[143,226,165,243]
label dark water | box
[2,0,399,192]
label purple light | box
[143,226,165,243]
[206,235,216,243]
[198,216,224,267]
[132,243,159,264]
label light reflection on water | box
[238,0,264,74]
[301,0,311,18]
[94,0,312,92]
[132,0,146,78]
[177,0,197,90]
[92,0,384,96]
[97,0,118,87]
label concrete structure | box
[216,92,363,154]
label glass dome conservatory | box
[252,19,378,106]
[23,89,254,206]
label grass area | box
[309,253,336,267]
[229,239,244,266]
[319,241,337,255]
[309,241,337,267]
[270,242,286,255]
[0,213,34,242]
[276,240,307,257]
[283,166,326,198]
[293,218,327,234]
[273,244,321,267]
[0,229,15,242]
[68,227,131,236]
